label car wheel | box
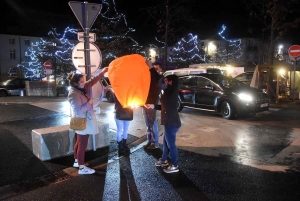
[0,90,7,97]
[106,92,114,103]
[177,98,183,112]
[221,101,235,119]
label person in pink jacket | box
[67,67,108,175]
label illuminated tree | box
[169,33,206,68]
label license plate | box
[260,103,268,108]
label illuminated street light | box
[149,48,156,58]
[208,42,216,54]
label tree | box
[93,0,144,67]
[18,27,76,79]
[169,33,206,68]
[243,0,300,64]
[215,25,243,64]
[144,0,198,70]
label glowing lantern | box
[108,54,150,108]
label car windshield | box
[208,75,245,88]
[2,80,12,85]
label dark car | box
[177,74,269,119]
[101,77,115,102]
[56,80,70,97]
[0,78,30,97]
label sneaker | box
[155,158,169,167]
[163,165,179,173]
[78,166,95,175]
[73,161,79,168]
[147,143,159,150]
[143,141,151,148]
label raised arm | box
[84,67,108,90]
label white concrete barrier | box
[32,123,110,161]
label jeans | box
[161,125,179,166]
[114,114,130,142]
[142,107,159,146]
[74,134,89,165]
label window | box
[182,77,195,86]
[10,50,16,59]
[25,56,30,62]
[196,77,211,88]
[25,39,30,45]
[9,38,15,44]
[8,68,18,77]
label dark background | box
[1,0,299,45]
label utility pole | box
[164,0,169,71]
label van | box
[164,68,222,77]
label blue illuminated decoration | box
[169,33,207,64]
[217,24,243,62]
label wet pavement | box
[0,97,300,200]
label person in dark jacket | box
[146,74,181,173]
[143,61,164,150]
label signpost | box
[69,1,102,151]
[77,32,96,42]
[43,61,52,69]
[288,45,300,101]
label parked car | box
[56,80,70,97]
[101,77,115,102]
[0,78,30,97]
[164,68,222,77]
[177,74,270,119]
[234,71,254,85]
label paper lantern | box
[108,54,150,108]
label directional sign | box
[69,1,102,30]
[288,45,300,58]
[43,61,52,69]
[72,42,102,74]
[77,32,96,42]
[44,69,53,75]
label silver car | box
[101,77,115,102]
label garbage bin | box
[20,89,26,96]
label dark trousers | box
[74,134,89,165]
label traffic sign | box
[72,42,102,74]
[69,2,102,30]
[77,32,96,42]
[44,69,53,75]
[288,45,300,58]
[43,61,52,69]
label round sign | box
[44,61,52,69]
[288,45,300,58]
[72,42,102,74]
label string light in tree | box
[217,24,243,62]
[169,33,207,64]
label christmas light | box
[169,33,207,64]
[217,25,243,62]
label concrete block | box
[32,123,110,161]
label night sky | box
[1,0,299,45]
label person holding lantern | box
[146,74,181,174]
[68,67,108,175]
[143,61,164,150]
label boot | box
[117,141,125,153]
[122,139,130,152]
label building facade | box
[0,34,40,81]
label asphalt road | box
[0,98,300,200]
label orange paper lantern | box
[108,54,150,108]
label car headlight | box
[238,93,253,101]
[67,86,71,91]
